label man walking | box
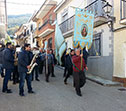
[18,44,35,96]
[72,48,88,96]
[64,49,74,84]
[2,42,14,93]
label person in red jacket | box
[72,48,88,96]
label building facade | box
[32,0,57,49]
[113,0,126,85]
[55,0,114,80]
[15,25,27,46]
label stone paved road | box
[0,67,126,111]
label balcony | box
[59,15,75,37]
[38,20,55,38]
[85,0,107,27]
[59,0,108,36]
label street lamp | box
[103,2,115,31]
[103,2,112,14]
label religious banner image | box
[73,8,94,49]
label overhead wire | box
[0,0,41,6]
[0,1,56,6]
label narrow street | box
[0,67,126,111]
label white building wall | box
[57,0,87,25]
[65,36,73,49]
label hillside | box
[7,14,31,35]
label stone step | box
[86,74,122,87]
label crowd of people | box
[0,42,89,97]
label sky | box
[6,0,62,15]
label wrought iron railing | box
[59,0,107,34]
[38,20,54,30]
[59,15,75,34]
[85,0,107,17]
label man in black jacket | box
[64,49,74,84]
[2,42,14,93]
[0,43,5,77]
[18,44,34,96]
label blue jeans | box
[2,69,13,91]
[19,72,32,94]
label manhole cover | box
[118,88,126,91]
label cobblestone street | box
[0,67,126,111]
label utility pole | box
[5,0,7,31]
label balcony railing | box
[59,0,107,34]
[38,20,54,31]
[120,0,126,20]
[85,0,107,17]
[59,15,75,34]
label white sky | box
[7,0,62,15]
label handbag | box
[73,63,86,88]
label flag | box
[55,22,67,65]
[44,41,48,50]
[73,8,94,49]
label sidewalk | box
[56,65,122,87]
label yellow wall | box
[114,0,126,78]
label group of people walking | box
[63,48,88,96]
[0,42,56,96]
[0,42,89,97]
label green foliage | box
[7,14,31,35]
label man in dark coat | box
[45,49,54,82]
[82,47,89,65]
[50,49,56,77]
[0,43,5,77]
[38,48,45,74]
[64,49,74,84]
[2,42,14,93]
[72,48,88,96]
[18,44,35,96]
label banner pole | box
[46,48,48,76]
[81,49,83,70]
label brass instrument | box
[27,53,38,74]
[14,52,18,66]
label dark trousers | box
[13,66,19,83]
[19,72,32,94]
[39,61,44,74]
[0,64,4,77]
[51,65,55,76]
[63,66,67,77]
[64,67,73,82]
[2,69,13,91]
[73,71,81,94]
[32,66,39,80]
[45,64,52,81]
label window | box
[120,0,126,19]
[48,38,52,48]
[89,33,101,56]
[27,30,29,35]
[33,38,35,43]
[31,25,33,32]
[49,14,53,24]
